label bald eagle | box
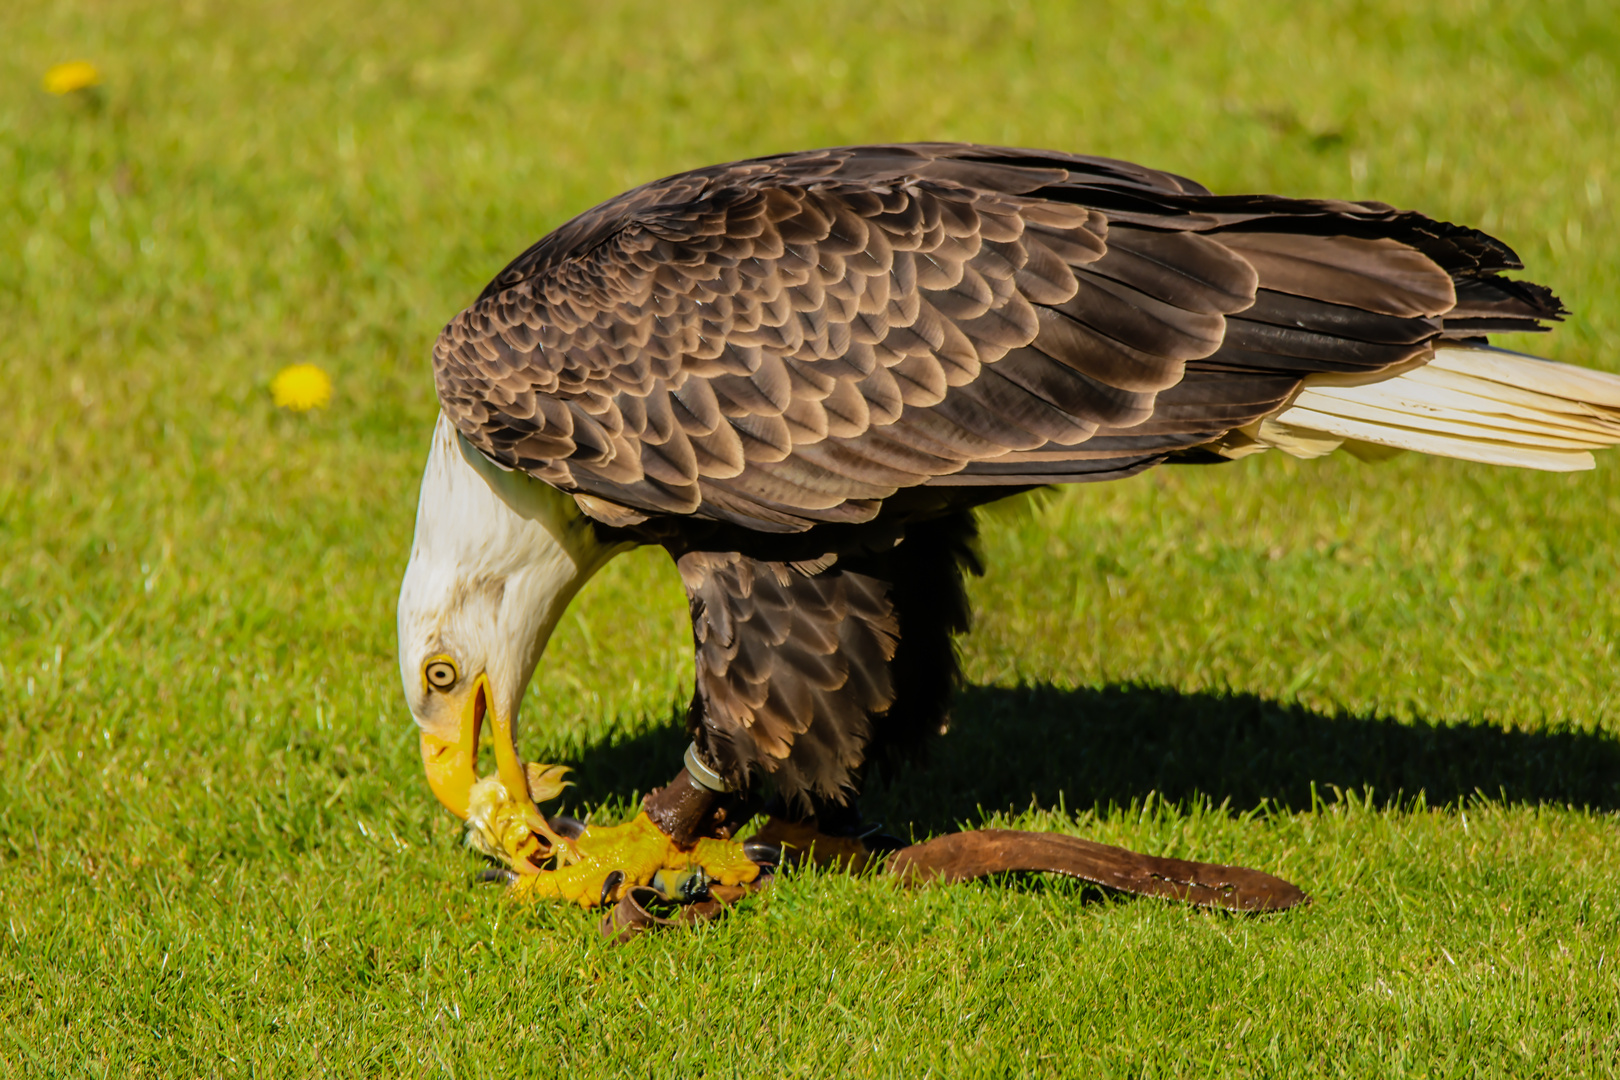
[397,144,1620,907]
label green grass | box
[3,0,1619,1074]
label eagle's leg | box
[643,766,758,845]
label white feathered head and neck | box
[396,414,625,826]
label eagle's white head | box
[396,413,625,823]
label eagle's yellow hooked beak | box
[419,673,482,819]
[419,674,572,865]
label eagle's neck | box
[402,414,630,723]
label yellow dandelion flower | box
[271,364,333,411]
[44,61,101,95]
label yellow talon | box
[463,769,758,907]
[511,812,760,908]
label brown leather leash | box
[887,829,1308,912]
[599,827,1308,942]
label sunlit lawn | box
[3,0,1618,1075]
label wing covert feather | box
[434,143,1560,528]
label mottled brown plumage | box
[431,143,1574,804]
[679,550,897,796]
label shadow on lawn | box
[561,683,1620,834]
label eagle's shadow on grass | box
[561,683,1620,835]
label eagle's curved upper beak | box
[418,673,548,836]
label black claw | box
[548,815,587,841]
[742,841,783,868]
[600,869,626,906]
[478,867,518,885]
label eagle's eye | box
[423,657,459,691]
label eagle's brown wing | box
[433,143,1561,531]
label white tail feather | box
[1222,345,1620,471]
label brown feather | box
[434,141,1558,544]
